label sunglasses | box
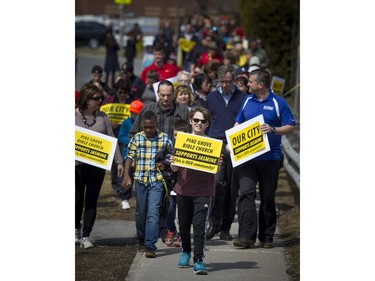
[192,118,208,124]
[90,96,103,102]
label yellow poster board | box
[173,132,223,174]
[271,76,286,96]
[178,38,196,53]
[115,0,132,4]
[100,103,130,124]
[225,115,270,167]
[75,126,118,170]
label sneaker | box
[80,237,94,249]
[121,200,130,210]
[75,229,81,244]
[173,234,181,247]
[233,237,255,248]
[219,230,233,241]
[193,260,208,275]
[165,230,175,246]
[145,248,156,258]
[178,252,191,268]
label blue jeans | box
[135,181,164,250]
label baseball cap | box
[129,100,144,114]
[249,56,260,66]
[91,65,103,74]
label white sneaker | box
[80,237,94,249]
[75,229,81,244]
[122,200,130,210]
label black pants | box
[75,164,106,237]
[209,150,238,232]
[177,194,210,263]
[237,159,282,243]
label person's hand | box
[117,163,124,177]
[156,162,165,170]
[170,155,175,164]
[260,123,275,134]
[122,174,132,189]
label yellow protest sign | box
[271,76,286,96]
[173,132,222,174]
[75,126,118,170]
[100,103,130,124]
[225,115,270,167]
[115,0,132,4]
[179,38,196,53]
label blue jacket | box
[118,117,135,159]
[205,87,248,143]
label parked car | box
[75,21,108,49]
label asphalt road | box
[75,49,143,90]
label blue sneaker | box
[193,260,207,275]
[178,252,191,268]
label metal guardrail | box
[281,131,300,189]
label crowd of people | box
[75,14,296,276]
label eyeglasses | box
[219,80,233,84]
[90,96,103,102]
[192,118,208,124]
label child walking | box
[170,107,218,275]
[123,110,173,258]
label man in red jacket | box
[141,45,179,83]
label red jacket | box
[141,62,179,83]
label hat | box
[249,56,260,66]
[91,65,103,74]
[248,65,260,73]
[129,100,144,114]
[234,67,247,77]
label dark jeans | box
[75,164,106,237]
[177,194,211,263]
[237,159,282,242]
[209,150,238,232]
[111,161,132,200]
[166,194,177,232]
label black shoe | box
[145,248,156,258]
[233,237,255,248]
[206,226,220,240]
[138,239,146,252]
[219,230,233,241]
[261,241,273,249]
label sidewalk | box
[91,201,291,281]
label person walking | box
[122,110,174,258]
[117,100,144,210]
[75,84,124,249]
[233,68,296,249]
[205,64,247,241]
[170,107,217,275]
[103,27,120,87]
